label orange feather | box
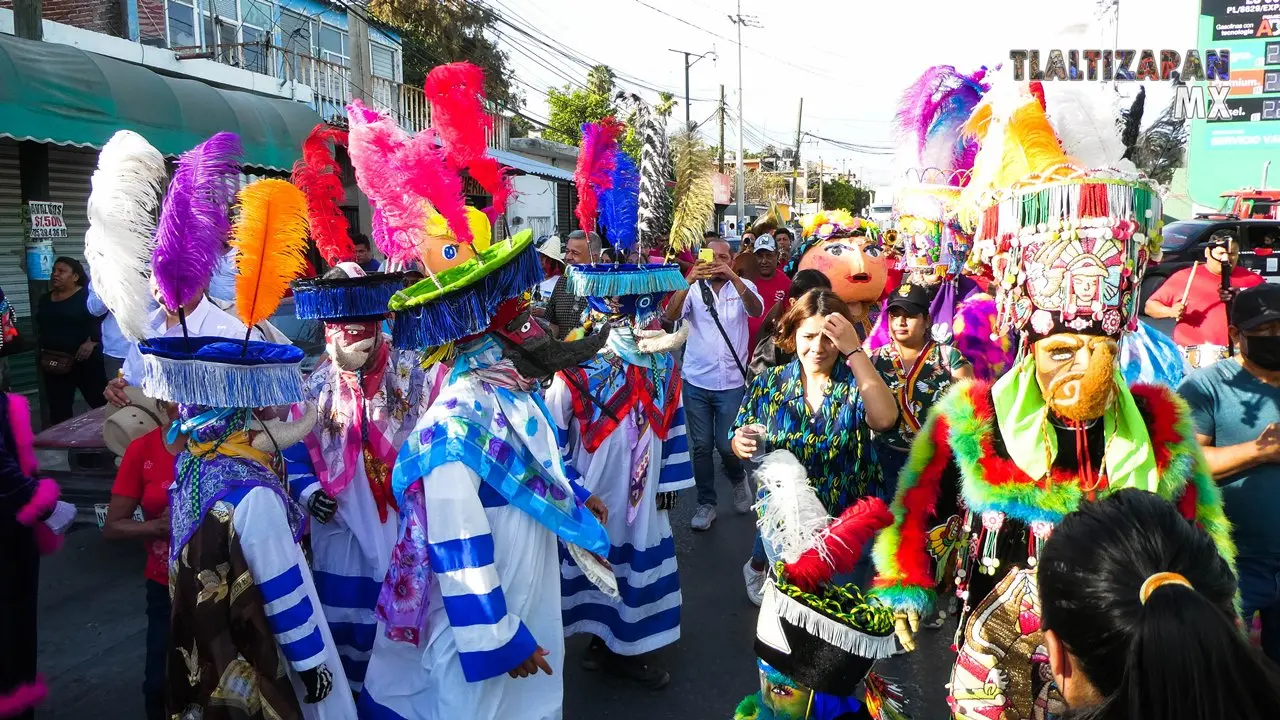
[231,179,310,329]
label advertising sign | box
[712,173,733,205]
[27,201,67,240]
[1189,9,1280,209]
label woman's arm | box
[101,494,167,540]
[847,350,899,432]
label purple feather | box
[896,65,957,154]
[153,132,242,312]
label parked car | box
[1140,217,1280,310]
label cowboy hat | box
[103,385,171,457]
[538,235,565,263]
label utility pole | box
[718,85,726,173]
[729,4,761,236]
[668,48,716,131]
[791,98,803,206]
[817,158,824,209]
[14,0,42,40]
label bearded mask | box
[325,321,382,372]
[1033,333,1119,422]
[492,310,610,379]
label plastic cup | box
[741,423,767,462]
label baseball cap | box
[886,282,931,316]
[754,235,778,253]
[1231,284,1280,331]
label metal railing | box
[173,41,510,149]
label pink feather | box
[424,62,513,217]
[399,131,472,245]
[574,117,625,233]
[783,497,893,592]
[346,101,424,263]
[896,66,956,154]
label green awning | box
[0,33,323,172]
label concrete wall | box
[507,173,556,240]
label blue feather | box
[599,151,640,252]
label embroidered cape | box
[556,344,682,454]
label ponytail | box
[1040,489,1280,720]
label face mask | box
[1244,335,1280,371]
[493,311,610,379]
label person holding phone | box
[665,239,764,532]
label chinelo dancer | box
[870,81,1235,720]
[351,63,617,720]
[547,123,694,689]
[284,123,445,695]
[96,132,356,718]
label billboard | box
[1189,5,1280,209]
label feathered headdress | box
[897,65,989,183]
[424,62,512,219]
[574,118,626,233]
[599,151,640,251]
[231,179,310,335]
[1044,82,1134,171]
[292,124,353,266]
[84,130,167,341]
[626,94,675,245]
[669,129,714,251]
[152,132,243,316]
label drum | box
[1182,344,1230,369]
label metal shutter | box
[0,140,26,319]
[370,42,395,80]
[46,146,94,266]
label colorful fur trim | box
[871,379,1236,612]
[7,393,37,476]
[0,675,47,716]
[32,522,64,555]
[16,477,59,527]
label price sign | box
[1267,71,1280,94]
[27,201,67,240]
[1268,41,1280,67]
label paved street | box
[34,471,954,719]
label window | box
[319,24,349,67]
[167,0,196,46]
[370,42,396,80]
[241,25,268,74]
[278,9,312,82]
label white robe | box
[547,376,694,656]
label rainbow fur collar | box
[871,379,1235,614]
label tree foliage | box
[822,178,871,213]
[544,65,619,146]
[365,0,519,109]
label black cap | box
[886,282,931,316]
[1231,283,1280,331]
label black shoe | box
[581,637,607,671]
[604,652,671,690]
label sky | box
[489,0,1203,188]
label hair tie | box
[1139,572,1193,604]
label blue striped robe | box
[547,374,695,655]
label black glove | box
[299,664,333,704]
[308,490,338,524]
[656,491,678,511]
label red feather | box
[574,117,626,233]
[424,62,513,217]
[784,497,894,592]
[1029,81,1047,111]
[292,124,353,265]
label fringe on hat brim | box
[391,243,543,350]
[566,264,688,298]
[292,275,404,321]
[766,582,898,661]
[140,353,305,408]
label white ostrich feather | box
[754,450,833,564]
[1044,83,1133,171]
[634,324,689,354]
[85,130,167,341]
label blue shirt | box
[1180,359,1280,559]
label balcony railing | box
[173,41,510,150]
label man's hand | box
[1257,423,1280,463]
[685,263,713,286]
[75,339,97,362]
[299,664,333,703]
[823,313,862,356]
[894,610,920,652]
[104,376,131,407]
[1171,301,1186,320]
[308,490,338,524]
[585,495,609,525]
[145,508,171,537]
[710,262,737,282]
[508,647,553,678]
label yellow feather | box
[231,179,310,330]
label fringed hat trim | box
[291,272,405,321]
[764,581,898,660]
[566,263,688,298]
[138,336,304,408]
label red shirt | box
[1151,265,1265,346]
[749,271,792,350]
[111,428,175,584]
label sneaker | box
[604,652,671,690]
[581,637,606,671]
[690,504,717,531]
[743,560,765,607]
[732,481,753,514]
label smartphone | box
[698,248,714,263]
